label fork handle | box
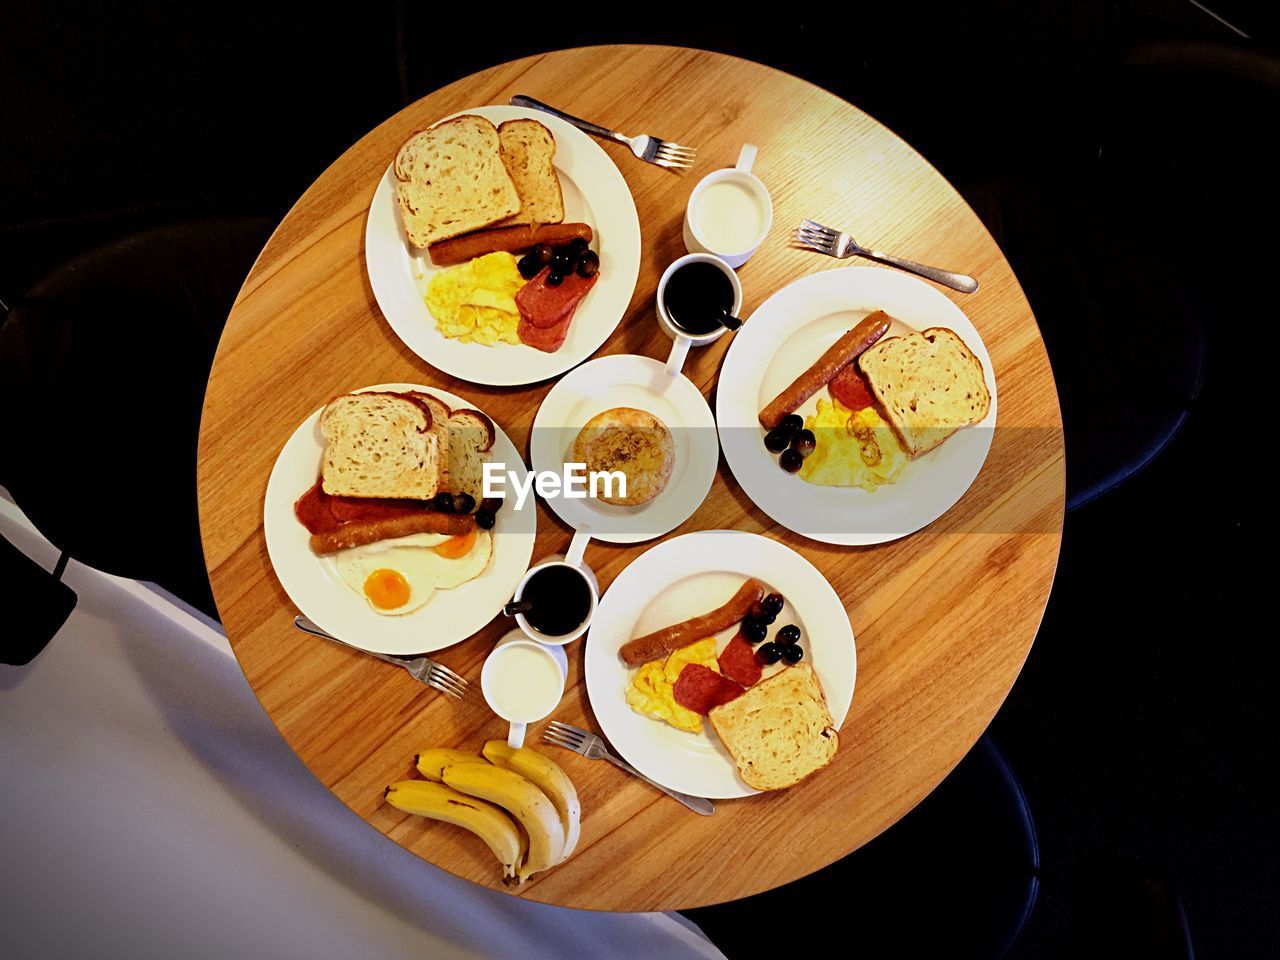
[858,248,979,294]
[293,616,411,669]
[602,754,715,815]
[510,95,628,146]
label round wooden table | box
[197,45,1064,912]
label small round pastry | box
[573,407,675,506]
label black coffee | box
[521,564,592,636]
[663,261,734,335]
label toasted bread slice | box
[444,408,495,504]
[572,407,674,506]
[494,119,564,227]
[319,393,439,500]
[406,391,452,494]
[393,115,521,248]
[709,663,838,791]
[857,327,991,457]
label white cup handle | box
[565,527,591,568]
[736,144,758,174]
[508,721,527,749]
[666,335,691,377]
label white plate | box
[364,105,641,387]
[529,355,718,544]
[717,267,998,546]
[584,531,855,799]
[263,383,536,655]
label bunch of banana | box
[385,742,582,885]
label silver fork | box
[796,218,979,293]
[543,720,714,815]
[510,95,695,171]
[292,616,469,700]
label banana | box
[415,747,487,782]
[441,762,565,882]
[482,740,582,863]
[384,780,527,882]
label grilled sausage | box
[619,578,767,666]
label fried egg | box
[625,637,719,734]
[799,398,909,491]
[425,252,525,346]
[333,528,493,615]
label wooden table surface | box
[197,45,1064,912]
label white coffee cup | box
[504,529,598,646]
[481,630,568,749]
[683,144,773,268]
[657,253,744,377]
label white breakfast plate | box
[717,267,998,546]
[584,530,855,799]
[529,354,718,544]
[364,105,641,387]
[263,383,536,655]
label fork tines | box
[543,720,589,750]
[426,664,469,700]
[653,140,696,170]
[795,218,841,254]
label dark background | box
[1,2,1272,957]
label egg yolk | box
[363,569,411,610]
[434,528,477,559]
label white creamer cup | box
[656,253,744,377]
[505,529,598,646]
[481,630,568,748]
[683,144,773,268]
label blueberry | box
[779,414,804,435]
[741,618,767,644]
[779,449,803,473]
[546,271,565,287]
[474,510,496,530]
[776,624,801,646]
[765,428,790,453]
[791,429,816,457]
[756,641,783,665]
[454,493,476,514]
[781,644,804,664]
[431,492,454,513]
[576,250,600,278]
[517,254,541,280]
[763,593,785,616]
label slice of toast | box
[393,115,521,248]
[494,119,564,227]
[708,663,839,791]
[319,393,439,500]
[857,327,991,457]
[444,408,495,504]
[406,391,452,494]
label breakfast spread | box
[394,113,603,354]
[386,740,581,884]
[572,407,674,506]
[759,310,990,488]
[620,577,833,790]
[291,390,499,615]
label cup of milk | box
[683,144,773,269]
[481,630,568,748]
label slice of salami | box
[517,305,576,353]
[829,361,876,410]
[516,268,598,329]
[673,663,745,715]
[717,633,763,687]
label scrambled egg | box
[425,252,525,345]
[799,398,909,491]
[625,638,719,733]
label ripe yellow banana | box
[482,740,582,863]
[415,747,486,782]
[384,780,527,882]
[441,762,565,882]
